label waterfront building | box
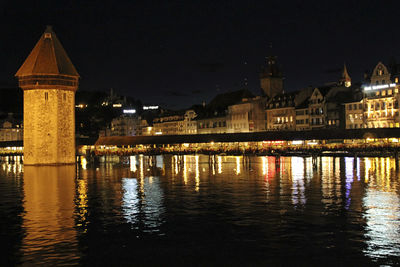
[295,105,310,131]
[227,96,266,133]
[344,99,364,129]
[16,26,79,165]
[152,109,197,135]
[182,109,197,134]
[137,118,153,136]
[266,92,296,131]
[197,115,227,134]
[362,62,400,128]
[0,117,23,142]
[307,85,351,130]
[109,115,140,136]
[260,56,284,98]
[265,87,313,131]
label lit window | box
[396,77,399,83]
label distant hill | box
[0,87,23,118]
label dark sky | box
[1,0,400,109]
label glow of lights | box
[183,143,189,147]
[123,109,136,114]
[174,155,179,175]
[139,155,144,179]
[75,104,87,108]
[112,103,122,108]
[143,105,159,110]
[291,157,306,206]
[81,156,87,170]
[365,158,371,183]
[122,178,139,224]
[130,156,137,172]
[364,83,396,91]
[217,156,222,174]
[262,157,267,175]
[195,156,199,192]
[155,131,162,135]
[363,189,400,259]
[235,156,241,175]
[291,140,303,145]
[183,155,187,184]
[307,141,318,145]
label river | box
[1,155,399,265]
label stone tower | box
[15,26,79,165]
[260,56,283,98]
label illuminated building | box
[344,100,364,129]
[266,87,312,131]
[227,96,266,133]
[15,26,79,165]
[182,109,197,134]
[362,62,400,128]
[197,116,227,134]
[266,92,296,131]
[295,102,310,131]
[260,55,284,98]
[0,116,23,142]
[153,109,197,135]
[153,113,183,135]
[109,115,140,136]
[308,85,351,129]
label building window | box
[63,93,66,101]
[45,92,48,101]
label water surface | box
[1,155,400,265]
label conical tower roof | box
[342,63,351,81]
[16,26,79,77]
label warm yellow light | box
[235,156,241,175]
[195,155,199,192]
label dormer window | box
[44,33,51,39]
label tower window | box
[63,93,66,101]
[45,92,48,101]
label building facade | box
[227,97,266,133]
[362,62,400,128]
[0,120,23,142]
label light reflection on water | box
[1,155,400,265]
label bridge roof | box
[95,128,400,146]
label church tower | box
[15,26,79,165]
[340,63,352,87]
[260,56,283,98]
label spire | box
[341,63,351,87]
[15,26,79,77]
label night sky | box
[1,0,400,109]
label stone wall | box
[24,89,75,165]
